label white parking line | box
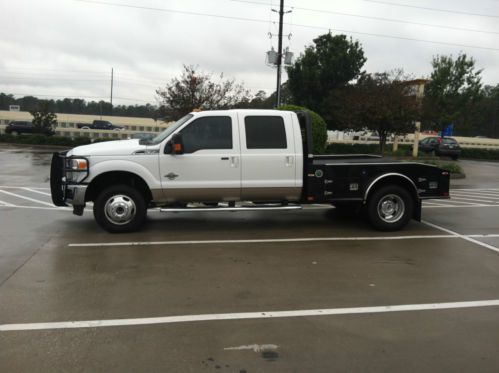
[422,220,499,254]
[0,190,54,206]
[451,191,499,199]
[22,187,52,197]
[0,185,49,190]
[2,299,499,332]
[0,199,15,207]
[430,199,480,206]
[450,196,495,203]
[68,234,458,247]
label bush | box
[422,160,463,174]
[461,148,499,160]
[278,105,327,154]
[0,134,92,147]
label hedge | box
[278,105,327,154]
[0,134,116,147]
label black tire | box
[451,155,458,161]
[367,185,413,231]
[11,130,18,136]
[93,184,147,233]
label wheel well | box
[85,171,152,203]
[365,175,419,207]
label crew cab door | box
[238,112,301,201]
[159,113,241,202]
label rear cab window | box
[244,116,287,149]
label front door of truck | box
[159,114,241,202]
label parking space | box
[1,145,499,372]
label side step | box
[160,205,302,213]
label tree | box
[278,105,328,154]
[30,100,58,134]
[332,71,420,152]
[423,53,483,135]
[286,33,366,114]
[156,64,250,120]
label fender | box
[363,172,419,202]
[88,159,162,192]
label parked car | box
[5,121,55,136]
[418,136,461,160]
[77,120,124,131]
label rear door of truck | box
[237,111,301,201]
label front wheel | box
[367,185,413,231]
[94,184,147,233]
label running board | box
[160,205,302,213]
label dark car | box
[5,121,55,136]
[77,120,124,131]
[418,136,461,160]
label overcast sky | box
[1,0,498,106]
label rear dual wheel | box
[367,185,413,231]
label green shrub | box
[0,134,91,147]
[461,148,499,160]
[278,105,327,154]
[422,160,463,174]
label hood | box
[69,139,158,157]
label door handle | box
[221,157,229,160]
[286,156,294,166]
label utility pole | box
[275,0,284,108]
[110,67,114,115]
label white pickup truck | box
[51,109,450,233]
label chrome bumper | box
[66,184,88,206]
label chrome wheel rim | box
[104,194,136,225]
[377,194,405,223]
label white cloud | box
[0,0,498,105]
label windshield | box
[150,114,193,145]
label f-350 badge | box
[165,172,179,180]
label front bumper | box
[50,152,89,207]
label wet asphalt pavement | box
[1,143,499,372]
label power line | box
[70,0,499,52]
[232,0,499,35]
[363,0,499,19]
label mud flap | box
[412,199,422,221]
[50,152,67,206]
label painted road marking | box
[22,187,52,197]
[67,233,499,248]
[450,196,495,203]
[422,220,499,254]
[69,235,457,247]
[2,299,499,332]
[0,199,15,207]
[0,189,54,207]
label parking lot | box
[1,144,499,372]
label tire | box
[93,184,147,233]
[451,155,458,161]
[367,185,413,231]
[11,131,18,136]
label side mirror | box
[171,133,184,155]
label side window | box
[180,116,232,153]
[245,116,287,149]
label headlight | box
[66,158,88,182]
[71,159,88,171]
